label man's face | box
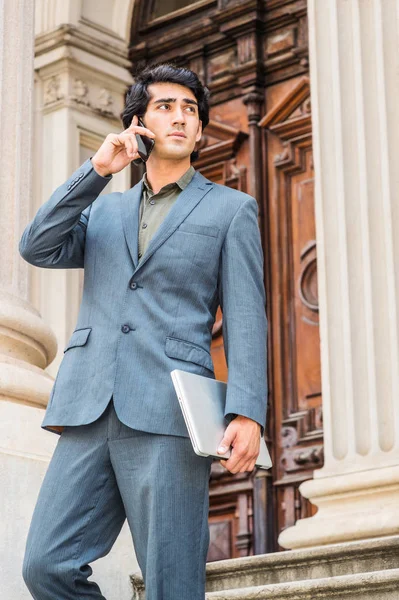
[142,82,202,162]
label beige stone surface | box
[280,0,399,550]
[204,571,399,600]
[133,536,399,599]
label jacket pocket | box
[63,327,92,352]
[165,336,214,372]
[177,222,219,238]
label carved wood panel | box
[207,463,255,560]
[260,77,323,543]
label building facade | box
[1,0,398,598]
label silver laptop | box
[170,369,272,470]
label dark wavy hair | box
[121,62,210,163]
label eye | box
[158,104,196,113]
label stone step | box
[205,535,399,592]
[205,569,399,599]
[130,536,399,599]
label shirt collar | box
[142,165,196,194]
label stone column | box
[279,0,399,549]
[0,1,59,598]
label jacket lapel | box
[120,170,213,273]
[120,179,142,268]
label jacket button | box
[121,324,130,333]
[129,281,137,290]
[142,223,147,229]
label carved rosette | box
[43,75,64,105]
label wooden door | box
[260,77,323,544]
[128,0,323,556]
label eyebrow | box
[151,97,198,107]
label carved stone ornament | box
[44,76,64,105]
[97,88,115,116]
[72,79,90,106]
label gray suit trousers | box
[22,399,213,600]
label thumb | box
[217,428,235,454]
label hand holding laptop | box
[217,415,261,474]
[170,369,272,471]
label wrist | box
[91,158,110,178]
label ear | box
[195,120,203,143]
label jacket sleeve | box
[19,159,112,269]
[217,196,268,437]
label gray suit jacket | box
[19,159,268,437]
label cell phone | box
[132,117,155,165]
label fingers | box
[217,422,237,456]
[217,415,261,474]
[219,445,258,474]
[112,132,140,160]
[124,134,137,159]
[220,458,256,474]
[126,115,156,140]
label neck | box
[144,156,192,194]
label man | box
[20,63,268,600]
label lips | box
[169,132,186,138]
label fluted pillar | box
[0,0,57,399]
[279,0,399,549]
[0,2,60,598]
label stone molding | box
[0,292,57,368]
[279,464,399,549]
[41,70,123,121]
[35,0,135,52]
[35,24,132,70]
[35,47,132,120]
[0,291,57,408]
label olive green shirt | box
[138,166,196,261]
[137,165,238,425]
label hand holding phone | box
[133,117,155,165]
[91,115,155,177]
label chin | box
[159,148,192,160]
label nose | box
[172,106,186,126]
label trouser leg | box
[109,406,213,600]
[22,402,126,600]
